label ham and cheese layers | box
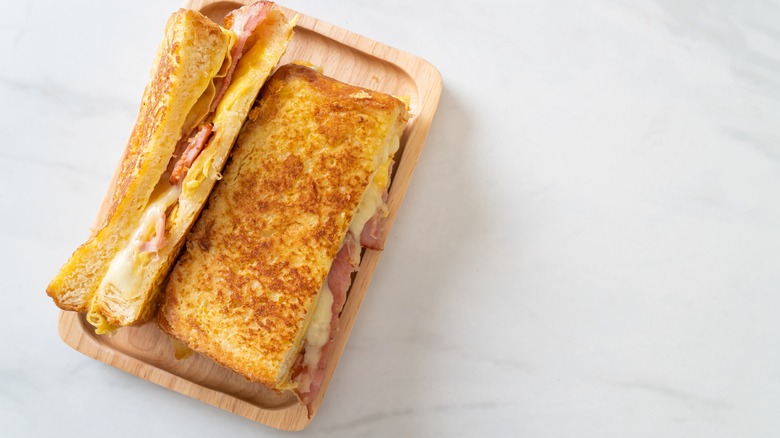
[145,2,273,253]
[47,2,295,332]
[158,63,408,415]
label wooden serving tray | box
[57,0,441,432]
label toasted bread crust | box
[107,10,227,225]
[48,7,295,327]
[47,10,231,317]
[159,64,408,388]
[93,8,294,327]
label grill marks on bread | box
[159,64,407,388]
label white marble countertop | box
[3,0,780,436]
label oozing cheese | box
[91,182,182,332]
[297,282,334,393]
[347,132,399,239]
[101,243,139,299]
[292,138,399,389]
[348,158,389,240]
[105,183,181,293]
[182,154,219,196]
[85,30,240,334]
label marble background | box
[3,0,780,436]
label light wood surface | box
[58,0,442,431]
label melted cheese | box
[348,130,400,240]
[290,136,400,388]
[89,183,182,332]
[86,312,115,335]
[170,338,194,360]
[297,282,334,393]
[182,30,235,135]
[86,30,239,334]
[348,156,391,239]
[182,154,218,196]
[105,182,181,294]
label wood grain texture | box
[58,0,442,431]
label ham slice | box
[294,160,396,414]
[360,209,385,250]
[169,123,213,185]
[135,3,273,256]
[210,1,273,113]
[295,235,359,413]
[138,209,167,253]
[328,235,359,333]
[328,235,360,297]
[171,2,272,183]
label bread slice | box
[47,10,230,316]
[158,63,408,389]
[47,6,295,332]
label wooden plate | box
[56,0,441,432]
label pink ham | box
[294,163,397,413]
[360,212,385,250]
[169,2,272,184]
[169,123,213,185]
[295,235,359,413]
[327,235,359,334]
[210,1,273,113]
[135,3,273,256]
[139,209,167,253]
[141,123,210,253]
[328,235,359,297]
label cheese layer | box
[89,183,182,333]
[291,141,398,389]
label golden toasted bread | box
[158,63,408,389]
[47,4,294,332]
[47,10,230,316]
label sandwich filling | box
[290,131,401,411]
[155,64,407,416]
[89,3,273,333]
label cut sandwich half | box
[158,63,409,414]
[47,2,295,333]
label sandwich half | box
[158,63,409,412]
[47,2,295,333]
